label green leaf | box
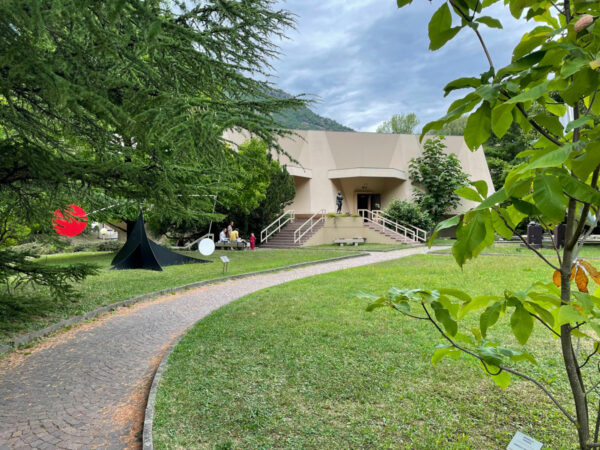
[438,288,472,303]
[431,346,461,365]
[557,304,585,326]
[565,115,594,134]
[546,102,567,117]
[559,174,600,205]
[428,215,461,245]
[476,16,502,28]
[491,209,513,240]
[505,81,550,104]
[471,180,489,198]
[521,144,574,172]
[490,368,511,389]
[510,304,534,345]
[458,295,494,319]
[452,210,495,266]
[589,322,600,339]
[479,346,503,366]
[491,103,514,138]
[512,27,552,59]
[561,68,600,106]
[397,0,413,6]
[532,113,564,137]
[532,175,568,221]
[473,187,508,211]
[560,58,590,78]
[464,101,492,150]
[511,198,540,216]
[525,302,554,327]
[431,301,458,336]
[480,301,504,337]
[443,77,481,97]
[455,187,483,202]
[572,142,600,180]
[429,3,461,51]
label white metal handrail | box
[358,209,426,243]
[261,210,295,243]
[376,211,427,242]
[294,209,326,244]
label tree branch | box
[493,207,560,271]
[420,303,576,424]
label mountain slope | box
[270,89,353,132]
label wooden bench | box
[333,238,366,247]
[215,241,249,250]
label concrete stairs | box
[363,221,417,244]
[260,219,324,249]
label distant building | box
[226,129,493,217]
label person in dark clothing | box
[336,192,343,214]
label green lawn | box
[153,254,579,449]
[2,249,357,345]
[433,242,600,258]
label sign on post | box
[507,431,543,450]
[220,255,230,273]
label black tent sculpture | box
[111,211,209,270]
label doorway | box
[357,193,381,212]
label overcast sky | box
[269,1,534,132]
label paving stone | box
[0,247,441,448]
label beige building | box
[227,129,494,217]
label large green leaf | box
[491,209,513,240]
[458,295,494,319]
[476,16,502,28]
[491,103,514,138]
[455,187,483,202]
[452,210,495,266]
[480,301,504,337]
[431,301,458,336]
[521,144,574,172]
[559,174,600,205]
[565,115,593,134]
[561,68,600,106]
[505,81,550,104]
[465,101,492,150]
[428,214,461,246]
[490,367,511,389]
[572,142,600,180]
[429,3,461,51]
[510,304,534,345]
[397,0,413,6]
[473,187,508,211]
[532,175,568,221]
[557,304,585,326]
[471,180,489,198]
[443,77,481,97]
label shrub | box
[96,240,122,252]
[383,200,433,231]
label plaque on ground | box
[220,256,230,263]
[507,431,543,450]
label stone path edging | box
[0,252,366,355]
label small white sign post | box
[220,255,230,274]
[507,431,543,450]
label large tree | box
[376,112,420,134]
[0,1,305,298]
[364,0,600,448]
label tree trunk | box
[563,198,590,449]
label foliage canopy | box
[367,1,600,448]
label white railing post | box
[294,209,326,244]
[261,210,295,244]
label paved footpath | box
[0,247,443,449]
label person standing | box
[227,221,234,238]
[336,192,343,214]
[250,232,256,250]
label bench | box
[215,241,249,250]
[333,238,366,247]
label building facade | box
[226,129,494,216]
